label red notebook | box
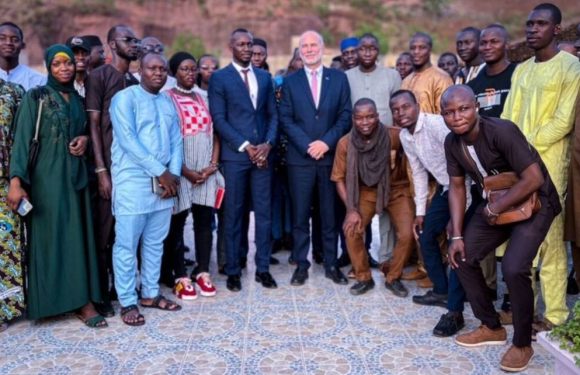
[215,186,225,209]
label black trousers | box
[455,198,557,347]
[162,204,214,282]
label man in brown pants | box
[332,98,414,296]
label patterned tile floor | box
[0,216,576,374]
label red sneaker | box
[173,279,197,300]
[196,273,217,297]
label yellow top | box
[401,65,452,115]
[502,51,580,193]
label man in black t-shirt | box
[468,24,516,118]
[85,25,140,317]
[442,85,560,373]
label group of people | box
[1,1,580,373]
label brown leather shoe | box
[500,345,534,372]
[454,325,507,347]
[416,276,433,288]
[401,267,427,281]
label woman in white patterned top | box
[162,52,223,300]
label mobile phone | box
[17,198,33,216]
[151,177,165,196]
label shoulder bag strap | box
[32,99,44,143]
[460,139,484,189]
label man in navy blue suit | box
[209,28,278,292]
[279,30,352,286]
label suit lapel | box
[297,69,317,111]
[255,70,265,110]
[226,64,255,109]
[318,67,330,110]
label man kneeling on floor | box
[331,98,391,296]
[444,85,560,372]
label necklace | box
[175,85,195,94]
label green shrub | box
[550,300,580,367]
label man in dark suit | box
[209,28,278,291]
[279,30,352,286]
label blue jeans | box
[113,208,172,307]
[419,187,481,312]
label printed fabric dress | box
[0,79,25,325]
[9,86,101,319]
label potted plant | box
[537,300,580,374]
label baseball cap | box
[65,36,91,52]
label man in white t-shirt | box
[0,22,46,91]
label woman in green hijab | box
[7,44,105,328]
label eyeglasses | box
[178,66,197,73]
[142,44,164,54]
[199,65,217,71]
[115,37,140,45]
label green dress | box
[0,79,25,324]
[10,86,101,320]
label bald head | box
[354,97,377,113]
[482,24,509,43]
[140,52,166,68]
[140,53,168,94]
[441,85,476,109]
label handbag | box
[27,98,44,172]
[460,141,541,225]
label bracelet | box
[95,167,107,174]
[450,236,463,241]
[210,162,219,167]
[486,203,500,217]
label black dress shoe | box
[255,272,278,289]
[433,312,464,337]
[349,279,375,295]
[226,275,242,292]
[325,267,348,285]
[412,290,448,308]
[384,279,409,298]
[269,256,280,265]
[291,268,308,286]
[368,255,379,269]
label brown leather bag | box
[483,172,541,225]
[461,142,541,225]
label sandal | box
[120,304,145,326]
[140,295,182,311]
[76,314,108,329]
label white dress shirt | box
[232,61,257,109]
[400,112,471,216]
[304,65,323,108]
[232,62,258,151]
